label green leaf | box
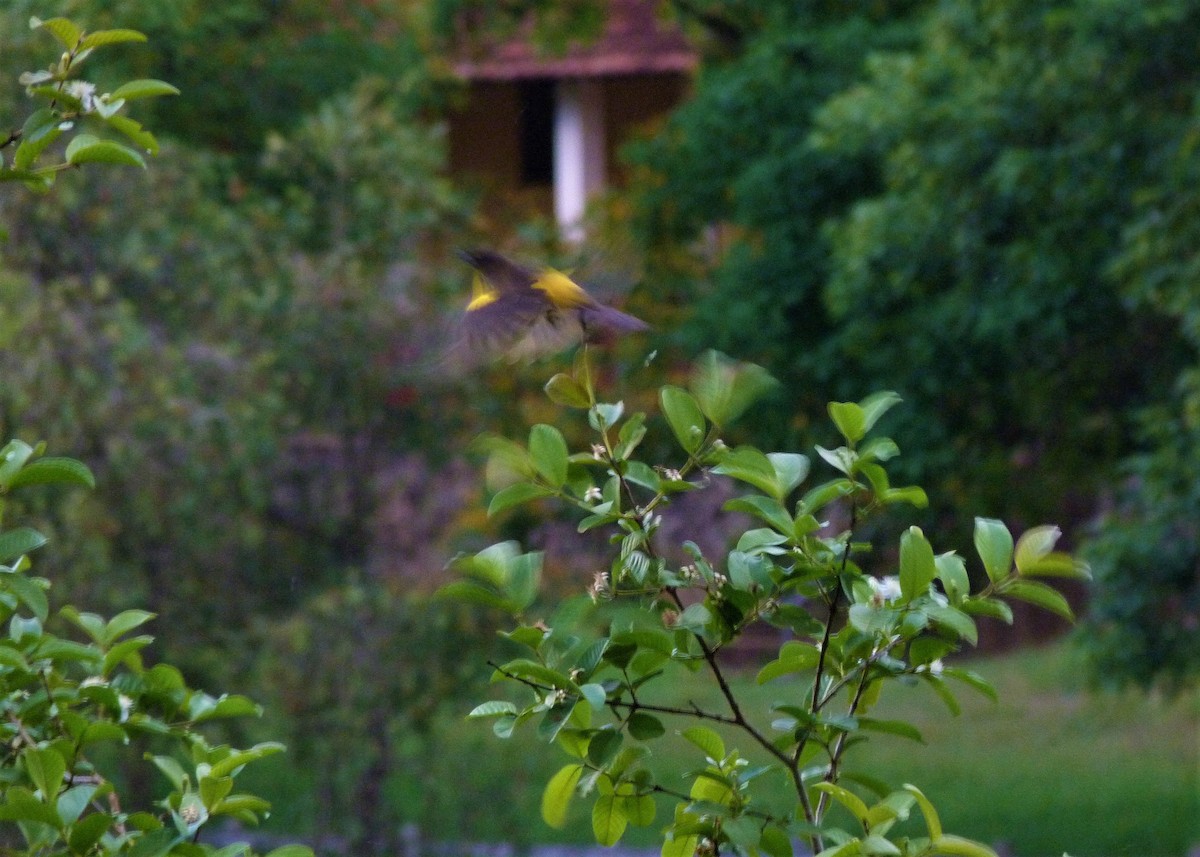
[815,444,855,476]
[712,446,780,498]
[585,729,622,765]
[65,135,146,167]
[799,477,856,513]
[593,794,628,845]
[8,456,95,489]
[620,791,656,826]
[104,609,156,644]
[127,827,181,857]
[942,668,998,702]
[23,747,66,799]
[663,833,700,857]
[760,824,794,857]
[69,811,114,853]
[768,452,810,499]
[589,401,625,431]
[191,694,262,722]
[107,78,178,100]
[616,412,648,458]
[200,775,235,809]
[1014,525,1061,573]
[9,614,42,642]
[208,739,285,782]
[580,683,607,711]
[0,440,36,486]
[903,783,942,839]
[724,494,793,534]
[1017,552,1091,579]
[858,392,902,436]
[660,385,707,454]
[488,482,555,516]
[1002,580,1074,621]
[7,574,48,623]
[14,110,64,172]
[756,642,820,684]
[542,764,583,828]
[0,527,48,562]
[624,460,661,492]
[103,114,159,154]
[724,816,762,849]
[0,785,61,826]
[858,834,901,856]
[31,16,82,49]
[627,712,665,740]
[813,782,869,822]
[884,482,926,508]
[857,718,924,743]
[80,28,148,49]
[929,834,999,857]
[829,401,867,444]
[899,527,936,602]
[436,580,511,611]
[529,424,569,487]
[922,675,961,716]
[959,596,1014,624]
[545,373,591,407]
[924,602,977,646]
[680,726,724,760]
[674,603,711,634]
[264,848,316,857]
[934,552,970,603]
[57,783,96,825]
[494,659,580,693]
[468,700,519,718]
[690,350,777,427]
[974,518,1013,583]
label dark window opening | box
[518,79,555,186]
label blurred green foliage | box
[628,0,1199,688]
[1,0,1197,850]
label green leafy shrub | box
[0,18,309,856]
[0,440,310,857]
[0,15,178,190]
[447,350,1089,857]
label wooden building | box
[450,0,695,240]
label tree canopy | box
[628,0,1199,687]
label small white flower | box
[928,659,945,676]
[663,468,682,482]
[591,444,607,461]
[868,575,903,605]
[118,694,134,722]
[584,486,603,502]
[63,80,97,112]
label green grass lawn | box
[246,641,1197,856]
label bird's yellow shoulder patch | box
[466,273,499,311]
[533,268,590,307]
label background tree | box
[626,0,1200,686]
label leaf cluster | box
[0,440,312,857]
[1,16,178,190]
[445,351,1088,857]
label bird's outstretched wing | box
[455,248,648,361]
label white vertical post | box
[554,78,607,243]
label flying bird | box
[457,249,647,360]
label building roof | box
[454,0,696,81]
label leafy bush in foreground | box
[448,350,1088,857]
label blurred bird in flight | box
[456,249,648,361]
